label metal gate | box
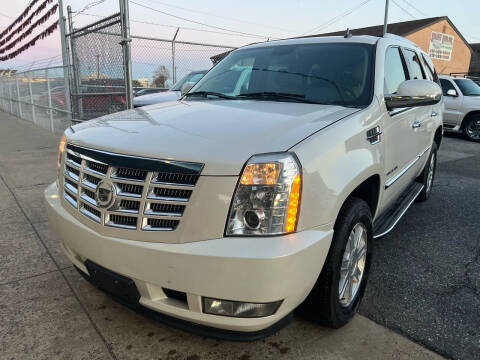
[66,12,127,121]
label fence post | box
[119,0,133,109]
[67,6,83,120]
[8,78,13,114]
[46,68,54,132]
[172,28,179,84]
[58,0,72,122]
[15,77,22,119]
[28,72,36,124]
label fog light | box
[202,297,282,318]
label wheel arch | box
[434,125,443,149]
[461,110,480,129]
[331,174,381,230]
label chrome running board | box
[373,182,424,239]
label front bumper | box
[44,182,333,333]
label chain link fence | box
[0,8,238,130]
[0,66,71,134]
[131,35,235,89]
[68,13,127,121]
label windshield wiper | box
[237,92,321,104]
[184,91,236,100]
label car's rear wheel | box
[463,115,480,142]
[300,197,372,328]
[416,142,437,202]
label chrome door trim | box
[385,146,430,189]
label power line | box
[142,0,299,35]
[0,11,14,19]
[398,0,427,17]
[300,0,374,36]
[129,0,271,39]
[391,0,416,20]
[75,12,268,39]
[72,0,107,19]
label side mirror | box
[385,79,442,110]
[447,89,458,97]
[181,82,195,96]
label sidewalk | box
[0,111,443,360]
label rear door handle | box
[431,111,438,117]
[412,121,422,128]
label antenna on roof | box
[383,0,390,36]
[344,28,352,38]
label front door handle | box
[431,111,438,117]
[412,121,422,128]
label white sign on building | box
[429,31,454,61]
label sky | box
[0,0,479,77]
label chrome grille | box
[62,144,203,231]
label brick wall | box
[406,19,471,75]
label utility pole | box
[383,0,390,36]
[119,0,133,109]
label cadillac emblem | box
[95,180,116,209]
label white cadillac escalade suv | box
[45,34,443,339]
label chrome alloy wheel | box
[426,151,436,193]
[466,119,480,140]
[338,223,367,307]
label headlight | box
[56,134,67,179]
[226,153,302,236]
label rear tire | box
[416,142,437,202]
[463,115,480,142]
[300,197,372,328]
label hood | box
[69,100,360,175]
[133,91,181,106]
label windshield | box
[188,43,374,107]
[171,71,207,91]
[453,79,480,96]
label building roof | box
[471,43,480,53]
[310,16,473,53]
[313,17,443,37]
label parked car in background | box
[46,34,443,338]
[133,70,208,107]
[439,75,480,142]
[134,88,167,97]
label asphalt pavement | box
[360,132,480,359]
[1,111,478,359]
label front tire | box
[301,197,372,328]
[463,115,480,142]
[416,142,437,202]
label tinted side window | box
[404,49,426,80]
[421,53,439,83]
[384,47,407,94]
[440,79,456,96]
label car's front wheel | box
[301,197,372,328]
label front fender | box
[292,105,383,230]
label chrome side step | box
[373,182,424,239]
